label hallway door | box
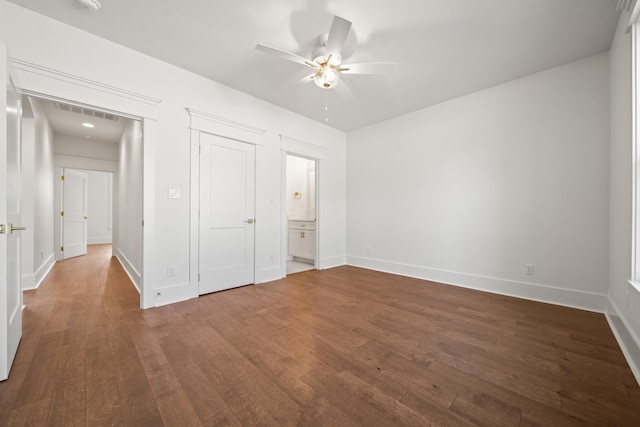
[199,133,255,294]
[62,169,88,259]
[0,45,23,381]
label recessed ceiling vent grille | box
[54,101,119,122]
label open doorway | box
[20,94,143,296]
[55,168,113,261]
[285,154,317,275]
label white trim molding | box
[186,108,267,145]
[11,58,158,310]
[188,129,200,301]
[54,154,119,173]
[606,296,640,385]
[22,254,56,291]
[280,133,327,160]
[347,255,607,313]
[632,23,640,285]
[629,0,640,30]
[187,111,266,301]
[35,254,56,289]
[13,58,161,117]
[88,238,112,245]
[21,274,35,291]
[116,248,141,293]
[321,255,347,270]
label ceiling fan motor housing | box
[77,0,101,12]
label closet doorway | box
[285,154,317,275]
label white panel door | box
[62,169,88,259]
[0,45,23,381]
[199,133,255,295]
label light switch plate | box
[168,189,181,199]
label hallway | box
[0,244,143,425]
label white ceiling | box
[8,0,621,132]
[35,97,127,143]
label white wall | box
[0,1,346,307]
[286,155,315,220]
[29,98,55,287]
[20,107,35,290]
[607,11,640,382]
[347,52,610,312]
[87,170,112,244]
[115,120,142,289]
[55,135,118,161]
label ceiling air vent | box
[54,101,119,122]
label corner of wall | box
[22,254,56,291]
[115,249,141,294]
[606,296,640,385]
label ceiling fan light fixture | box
[256,15,393,95]
[76,0,101,12]
[313,65,340,89]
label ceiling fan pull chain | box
[325,90,329,123]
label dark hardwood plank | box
[0,245,637,426]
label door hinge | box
[60,246,64,252]
[198,273,200,282]
[61,175,64,181]
[199,145,202,155]
[142,220,144,227]
[60,211,64,217]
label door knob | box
[8,224,27,235]
[244,219,254,224]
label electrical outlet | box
[366,246,372,254]
[167,265,176,277]
[525,264,534,275]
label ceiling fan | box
[256,15,394,90]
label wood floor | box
[0,244,638,426]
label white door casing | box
[62,169,88,259]
[199,132,255,295]
[0,45,23,381]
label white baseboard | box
[606,296,640,385]
[21,274,35,291]
[154,282,196,308]
[346,256,606,313]
[320,255,347,270]
[115,249,141,293]
[88,238,112,245]
[22,254,56,291]
[257,265,284,284]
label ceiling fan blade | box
[325,16,352,58]
[255,44,311,67]
[296,73,316,86]
[341,62,396,75]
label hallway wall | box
[0,1,347,307]
[115,120,142,289]
[22,98,56,290]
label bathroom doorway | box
[285,154,317,275]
